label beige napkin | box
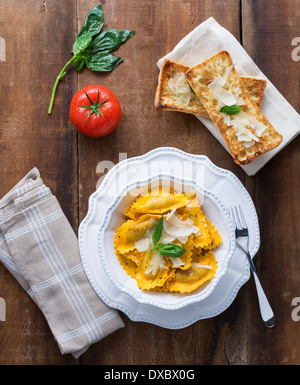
[0,168,124,358]
[157,17,300,176]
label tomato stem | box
[48,56,76,115]
[79,90,110,122]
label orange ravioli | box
[114,214,158,254]
[123,249,143,265]
[203,220,222,250]
[127,186,189,215]
[135,251,175,290]
[170,236,193,270]
[115,251,138,279]
[165,251,217,293]
[177,205,212,249]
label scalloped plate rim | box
[78,147,260,328]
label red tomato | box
[69,85,122,137]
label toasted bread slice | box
[240,76,267,108]
[155,59,267,117]
[155,59,207,115]
[185,51,282,165]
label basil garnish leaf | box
[148,216,186,258]
[152,216,164,246]
[220,105,242,115]
[152,243,186,258]
[48,4,135,114]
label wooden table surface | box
[0,0,299,365]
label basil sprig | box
[149,216,186,258]
[48,4,135,114]
[220,105,242,115]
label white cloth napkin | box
[157,17,300,176]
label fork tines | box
[230,205,248,231]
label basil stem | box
[48,56,76,115]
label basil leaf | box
[90,29,135,53]
[72,32,92,55]
[86,52,123,72]
[220,105,242,115]
[78,4,104,38]
[155,243,186,258]
[152,216,164,246]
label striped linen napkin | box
[0,168,124,358]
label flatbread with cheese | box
[155,59,267,118]
[155,60,206,115]
[185,51,282,165]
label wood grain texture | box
[242,0,300,365]
[0,0,78,364]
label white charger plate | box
[78,147,260,329]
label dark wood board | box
[0,0,299,365]
[242,0,300,365]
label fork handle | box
[244,250,276,328]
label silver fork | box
[229,205,276,328]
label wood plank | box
[0,0,78,364]
[242,0,300,365]
[77,0,246,365]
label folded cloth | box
[0,168,124,358]
[157,17,300,176]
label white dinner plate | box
[78,147,260,329]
